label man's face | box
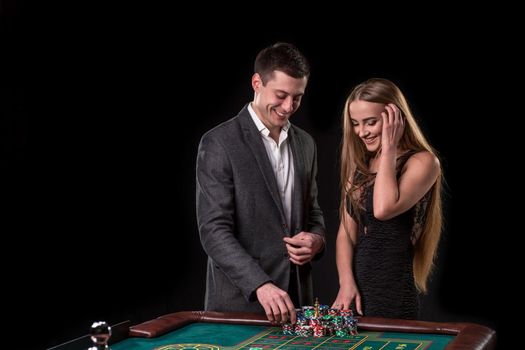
[251,70,307,133]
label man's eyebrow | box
[274,89,304,97]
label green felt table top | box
[112,322,453,350]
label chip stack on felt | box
[282,298,358,338]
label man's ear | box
[252,73,262,91]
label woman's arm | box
[332,209,363,315]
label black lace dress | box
[348,151,430,319]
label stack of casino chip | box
[281,302,358,338]
[302,306,315,318]
[341,309,358,335]
[318,304,329,315]
[282,323,294,335]
[295,324,313,337]
[313,324,325,337]
[321,314,334,336]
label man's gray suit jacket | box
[196,105,325,313]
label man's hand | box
[256,282,296,324]
[283,231,324,265]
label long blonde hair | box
[340,78,442,293]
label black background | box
[2,4,519,349]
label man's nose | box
[282,96,294,113]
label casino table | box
[108,311,496,350]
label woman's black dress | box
[349,151,429,319]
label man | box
[196,43,325,324]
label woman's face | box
[349,100,385,152]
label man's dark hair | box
[254,42,310,85]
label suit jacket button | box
[284,253,289,258]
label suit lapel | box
[239,108,286,220]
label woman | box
[332,78,443,319]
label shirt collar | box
[248,103,291,136]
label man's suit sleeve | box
[196,133,271,301]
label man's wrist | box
[313,232,325,248]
